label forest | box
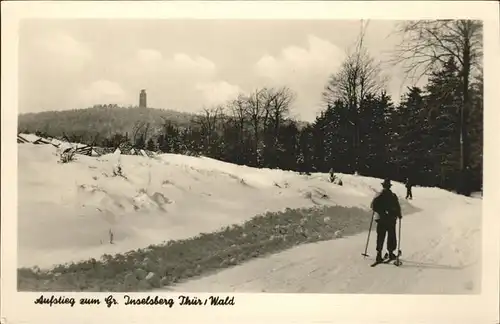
[18,20,483,195]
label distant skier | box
[405,177,413,200]
[329,168,335,183]
[328,168,343,186]
[370,179,402,263]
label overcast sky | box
[19,19,419,122]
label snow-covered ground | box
[18,141,481,294]
[19,142,369,269]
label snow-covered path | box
[160,194,481,294]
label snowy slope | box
[157,178,482,294]
[19,142,369,269]
[18,140,482,294]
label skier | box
[329,168,335,183]
[405,177,413,200]
[370,179,402,263]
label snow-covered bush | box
[112,163,123,177]
[59,148,76,163]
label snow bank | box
[18,143,370,269]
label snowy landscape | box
[15,18,484,295]
[17,135,481,294]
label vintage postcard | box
[1,1,499,323]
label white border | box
[2,1,499,323]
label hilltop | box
[18,106,198,142]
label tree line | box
[21,20,483,195]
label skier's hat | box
[382,178,392,188]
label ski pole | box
[394,218,403,266]
[362,211,375,257]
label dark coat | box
[371,189,402,221]
[405,179,412,189]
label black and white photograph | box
[2,1,499,324]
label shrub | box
[113,164,123,177]
[59,149,76,163]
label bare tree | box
[322,20,386,171]
[267,86,296,144]
[228,94,249,142]
[132,121,151,149]
[391,20,483,196]
[132,121,145,145]
[194,105,224,152]
[245,88,268,163]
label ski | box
[370,250,403,268]
[370,258,401,267]
[370,252,402,267]
[370,253,390,267]
[370,260,384,267]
